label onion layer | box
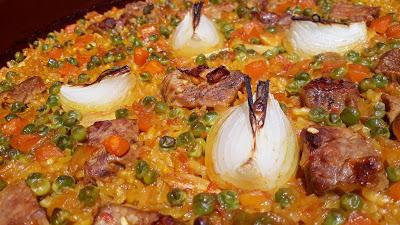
[286,20,367,57]
[60,66,135,125]
[205,80,299,192]
[171,2,223,57]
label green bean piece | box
[340,193,363,211]
[167,188,187,206]
[78,185,99,207]
[193,193,217,216]
[217,190,239,210]
[340,107,360,126]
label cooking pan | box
[0,0,134,67]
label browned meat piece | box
[94,204,184,225]
[118,1,153,24]
[300,126,388,195]
[300,77,360,114]
[381,93,400,139]
[328,3,380,22]
[0,181,49,225]
[375,48,400,77]
[89,17,117,33]
[161,66,245,108]
[84,119,140,181]
[1,76,46,104]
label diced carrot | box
[10,134,41,153]
[285,59,311,77]
[274,0,296,14]
[244,60,269,80]
[137,112,155,132]
[58,64,79,77]
[75,34,94,48]
[65,24,76,34]
[1,118,28,136]
[141,60,164,74]
[140,25,158,39]
[243,21,264,40]
[344,212,379,225]
[102,135,130,157]
[76,52,90,65]
[370,15,392,34]
[298,0,316,8]
[347,64,371,83]
[388,182,400,201]
[47,48,63,59]
[387,24,400,39]
[35,143,63,161]
[134,48,149,66]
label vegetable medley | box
[1,0,400,224]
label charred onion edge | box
[192,1,204,33]
[92,65,131,85]
[291,14,350,25]
[206,66,230,84]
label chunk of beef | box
[0,181,49,225]
[300,77,359,113]
[118,1,150,24]
[375,48,400,77]
[300,126,388,195]
[328,3,380,22]
[381,93,400,140]
[1,76,46,104]
[84,119,140,181]
[94,204,184,225]
[253,11,292,26]
[161,66,245,108]
[89,17,117,33]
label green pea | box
[66,56,78,66]
[191,122,207,138]
[358,78,375,92]
[6,71,18,81]
[372,74,388,88]
[148,34,159,42]
[263,49,277,59]
[309,107,328,123]
[55,135,73,150]
[195,54,207,65]
[203,111,218,126]
[52,175,75,192]
[167,188,187,206]
[303,8,314,16]
[386,166,400,182]
[0,178,7,191]
[0,80,13,93]
[326,113,342,127]
[143,3,154,14]
[135,160,150,179]
[4,113,18,121]
[142,169,157,185]
[47,95,61,108]
[221,23,234,39]
[267,26,276,33]
[49,82,62,95]
[250,38,261,45]
[142,96,157,107]
[295,72,311,82]
[217,190,239,210]
[71,125,87,142]
[322,209,345,225]
[62,110,81,127]
[169,108,184,118]
[86,55,102,70]
[140,72,152,82]
[155,102,168,114]
[110,34,123,45]
[14,51,25,63]
[365,118,389,137]
[236,5,250,18]
[78,73,90,83]
[47,58,60,68]
[177,132,195,148]
[78,185,99,206]
[188,138,205,158]
[22,123,37,134]
[188,112,199,124]
[11,101,26,113]
[193,193,217,216]
[346,50,361,63]
[115,108,129,119]
[159,136,176,151]
[330,67,347,80]
[103,52,115,63]
[37,125,50,136]
[30,178,51,196]
[340,193,362,211]
[50,208,71,225]
[160,26,171,38]
[286,79,307,95]
[275,188,294,208]
[340,107,360,126]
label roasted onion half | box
[286,18,368,57]
[171,1,223,58]
[60,66,135,125]
[205,78,299,191]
